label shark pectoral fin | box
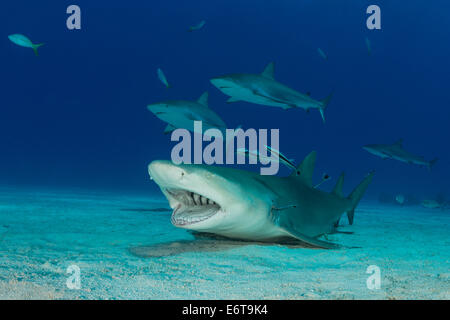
[281,104,296,110]
[283,227,340,249]
[226,97,240,103]
[164,124,176,134]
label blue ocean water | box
[0,1,449,299]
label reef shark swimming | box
[148,152,374,249]
[147,92,227,135]
[363,139,438,170]
[210,62,333,123]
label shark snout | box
[210,77,223,87]
[147,103,168,113]
[148,160,188,187]
[210,77,233,89]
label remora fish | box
[148,152,374,248]
[147,91,227,135]
[210,62,333,123]
[235,147,296,171]
[188,20,206,32]
[363,139,438,170]
[8,34,44,56]
[157,68,171,88]
[265,146,297,171]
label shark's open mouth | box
[165,189,221,226]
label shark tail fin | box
[319,91,333,123]
[346,171,374,225]
[428,158,438,171]
[32,43,44,56]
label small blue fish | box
[188,20,206,32]
[157,68,171,88]
[8,34,44,56]
[317,48,328,60]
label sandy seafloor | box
[0,188,448,300]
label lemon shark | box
[210,62,333,123]
[148,152,374,249]
[147,92,227,135]
[363,139,438,170]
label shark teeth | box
[166,189,220,226]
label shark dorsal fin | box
[197,92,209,107]
[332,172,345,197]
[291,151,316,187]
[394,139,403,147]
[261,62,275,79]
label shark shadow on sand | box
[128,232,321,258]
[120,208,172,213]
